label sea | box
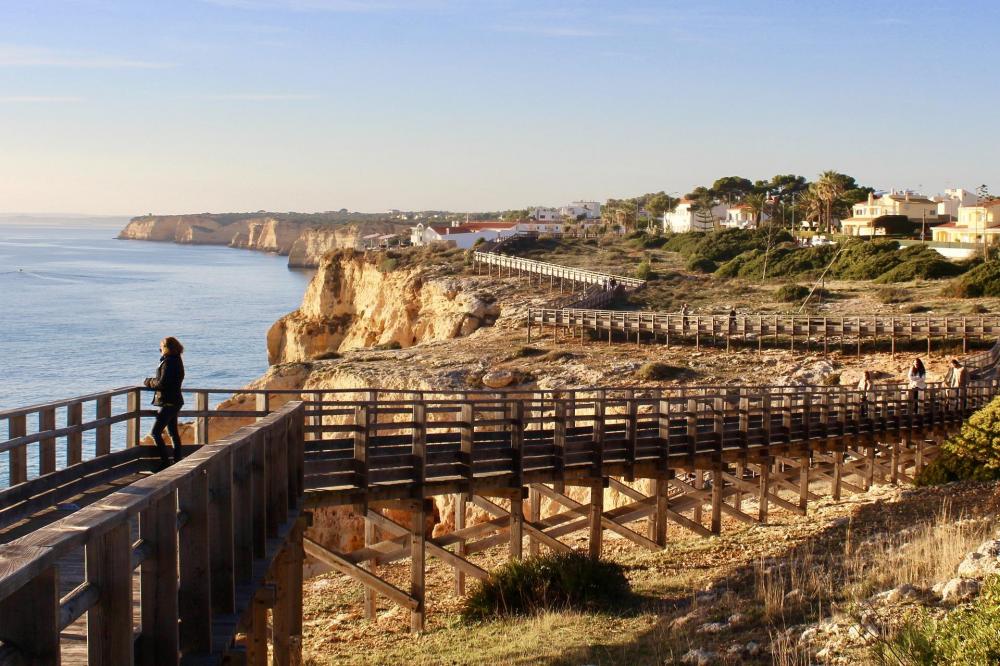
[0,216,314,481]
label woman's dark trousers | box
[151,405,182,463]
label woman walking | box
[907,358,926,415]
[857,369,874,418]
[145,336,185,466]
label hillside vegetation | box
[658,229,970,284]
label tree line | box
[607,171,875,233]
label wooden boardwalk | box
[2,242,1000,656]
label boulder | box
[956,539,1000,579]
[482,369,515,388]
[941,577,981,602]
[681,648,717,665]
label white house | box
[723,204,769,229]
[663,200,727,233]
[530,207,562,222]
[560,201,602,220]
[935,188,978,220]
[409,221,517,249]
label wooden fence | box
[528,308,1000,354]
[0,402,305,665]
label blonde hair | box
[161,337,184,355]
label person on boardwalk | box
[728,307,737,335]
[907,358,926,414]
[145,336,185,465]
[857,370,874,417]
[681,302,690,334]
[947,358,969,411]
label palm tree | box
[813,171,847,233]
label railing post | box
[208,450,236,615]
[88,521,133,665]
[67,401,83,465]
[250,431,267,558]
[195,391,209,445]
[592,390,606,477]
[267,419,290,537]
[38,407,56,476]
[139,490,180,666]
[0,561,59,664]
[96,394,112,456]
[178,469,212,656]
[354,403,369,490]
[8,414,26,486]
[127,388,142,448]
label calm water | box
[0,217,313,410]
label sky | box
[0,0,998,216]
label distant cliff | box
[117,213,407,268]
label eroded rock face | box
[267,251,499,364]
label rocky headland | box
[117,213,408,268]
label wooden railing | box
[0,401,305,665]
[528,308,1000,353]
[472,250,645,290]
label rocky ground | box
[300,480,1000,665]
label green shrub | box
[540,350,574,362]
[636,259,655,280]
[875,247,964,283]
[944,261,1000,298]
[373,340,402,351]
[376,256,399,273]
[686,255,717,273]
[916,395,1000,485]
[461,552,629,621]
[775,284,810,302]
[871,576,1000,665]
[635,362,689,381]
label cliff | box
[266,250,500,363]
[117,214,406,268]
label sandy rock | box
[681,648,717,665]
[727,613,747,627]
[696,621,726,634]
[745,640,761,656]
[941,577,981,602]
[778,358,836,385]
[482,369,515,389]
[956,539,1000,578]
[873,583,921,604]
[799,627,818,644]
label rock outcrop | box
[266,250,499,364]
[117,214,406,268]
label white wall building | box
[663,201,727,233]
[530,207,562,222]
[723,204,769,229]
[935,188,978,220]
[409,221,517,249]
[559,201,602,220]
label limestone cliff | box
[117,214,406,268]
[266,250,500,364]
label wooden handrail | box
[0,401,305,664]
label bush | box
[636,259,654,280]
[686,255,717,273]
[871,576,1000,665]
[775,284,810,302]
[904,303,931,314]
[876,286,910,304]
[373,340,402,351]
[376,256,399,273]
[511,345,544,358]
[635,362,689,381]
[916,395,1000,486]
[944,261,1000,298]
[312,350,342,361]
[461,552,629,621]
[540,350,574,362]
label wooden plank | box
[67,401,83,466]
[96,395,112,457]
[87,521,133,665]
[38,407,56,476]
[178,471,212,656]
[8,414,26,486]
[410,501,426,633]
[0,564,59,664]
[208,450,236,615]
[139,491,179,666]
[303,538,418,611]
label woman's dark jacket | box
[145,354,185,407]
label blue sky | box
[0,0,997,215]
